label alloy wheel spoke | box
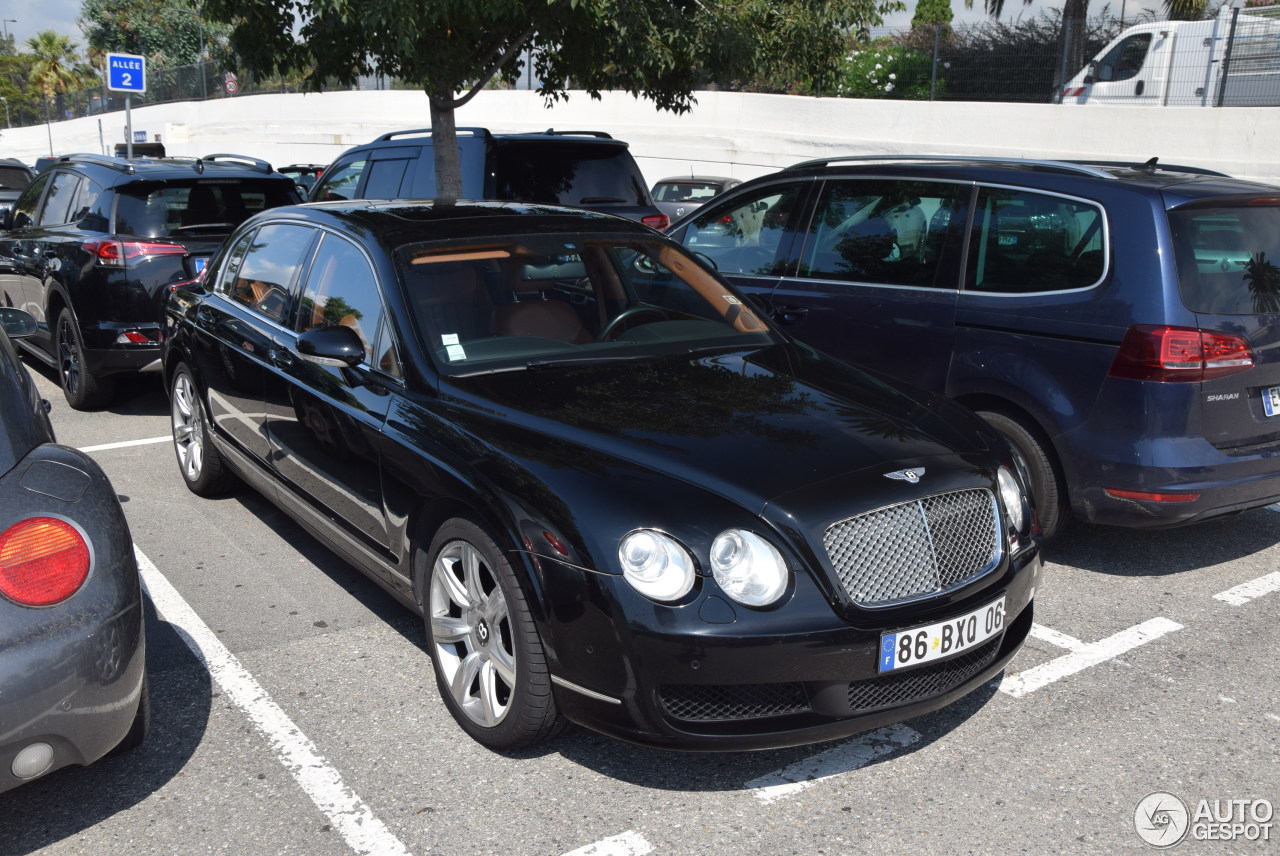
[430,613,470,645]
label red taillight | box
[0,517,91,606]
[1104,488,1201,503]
[1108,325,1254,382]
[85,239,187,267]
[642,213,671,231]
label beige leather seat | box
[493,268,592,344]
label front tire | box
[55,307,114,410]
[422,517,563,750]
[170,363,238,495]
[978,409,1066,541]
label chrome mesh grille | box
[847,636,1001,713]
[659,683,810,722]
[823,489,1000,607]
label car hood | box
[440,344,996,514]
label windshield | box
[1170,204,1280,314]
[396,233,776,375]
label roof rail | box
[784,154,1118,180]
[56,152,135,175]
[1067,158,1231,178]
[198,153,274,173]
[540,129,614,139]
[373,127,490,142]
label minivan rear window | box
[493,143,648,207]
[1171,205,1280,315]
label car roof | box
[655,176,738,184]
[45,152,288,180]
[255,199,662,247]
[725,154,1280,206]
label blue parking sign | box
[106,53,146,93]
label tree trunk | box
[429,89,461,201]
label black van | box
[309,127,669,230]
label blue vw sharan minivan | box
[669,155,1280,540]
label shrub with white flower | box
[836,39,938,100]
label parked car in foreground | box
[162,199,1040,751]
[0,307,147,792]
[669,154,1280,540]
[0,158,36,222]
[309,127,670,229]
[0,152,301,410]
[651,174,742,221]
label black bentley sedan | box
[161,200,1042,751]
[0,308,147,791]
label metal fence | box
[15,8,1280,131]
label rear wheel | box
[421,517,563,750]
[977,409,1067,541]
[170,363,238,495]
[55,307,114,410]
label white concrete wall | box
[4,88,1278,186]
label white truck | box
[1060,4,1280,106]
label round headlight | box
[997,465,1026,532]
[709,529,789,607]
[618,530,695,602]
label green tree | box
[27,30,88,151]
[912,0,954,30]
[81,0,232,69]
[201,0,901,198]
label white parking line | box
[81,435,172,453]
[560,830,654,856]
[136,547,412,856]
[1028,623,1085,651]
[746,723,921,804]
[1213,571,1280,606]
[999,617,1183,699]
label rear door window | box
[38,172,82,226]
[225,223,317,324]
[965,188,1107,293]
[1171,204,1280,314]
[797,179,967,288]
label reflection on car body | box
[162,200,1041,752]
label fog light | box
[12,742,54,779]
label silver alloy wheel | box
[429,540,516,728]
[171,372,205,483]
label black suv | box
[669,155,1280,539]
[0,152,300,409]
[309,127,670,230]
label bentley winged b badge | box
[884,468,925,484]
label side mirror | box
[0,307,38,338]
[1083,61,1097,85]
[296,325,364,368]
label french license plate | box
[878,596,1006,673]
[1263,386,1280,418]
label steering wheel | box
[600,305,669,340]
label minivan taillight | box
[1108,325,1255,382]
[642,213,671,231]
[0,517,91,606]
[85,238,187,268]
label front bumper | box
[543,545,1040,751]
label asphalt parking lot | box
[2,361,1277,856]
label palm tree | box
[26,30,84,154]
